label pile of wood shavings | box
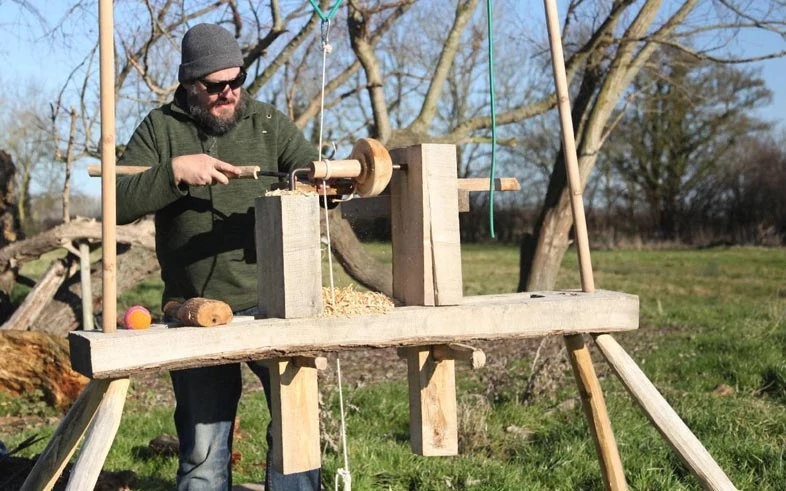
[321,284,394,316]
[265,189,312,197]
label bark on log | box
[0,330,88,409]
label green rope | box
[307,0,343,22]
[486,0,497,239]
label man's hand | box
[172,154,242,186]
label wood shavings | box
[264,189,312,197]
[321,284,394,317]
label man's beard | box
[186,87,248,136]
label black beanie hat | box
[178,24,243,83]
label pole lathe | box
[542,1,627,490]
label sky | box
[0,1,784,198]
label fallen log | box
[0,331,88,409]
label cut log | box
[0,331,88,409]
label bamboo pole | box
[542,1,627,489]
[19,380,111,491]
[594,334,737,490]
[99,0,116,334]
[65,378,131,491]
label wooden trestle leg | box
[268,357,322,475]
[65,378,130,490]
[20,379,112,491]
[564,334,628,491]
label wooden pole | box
[19,380,111,491]
[543,1,627,489]
[99,0,116,334]
[594,335,737,490]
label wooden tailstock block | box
[390,144,462,306]
[268,358,321,474]
[403,346,458,456]
[255,194,323,319]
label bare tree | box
[10,0,786,296]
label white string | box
[315,20,350,490]
[318,21,336,306]
[334,357,351,491]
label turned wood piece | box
[163,298,233,327]
[307,138,393,197]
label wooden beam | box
[432,343,486,369]
[255,195,322,319]
[69,290,639,379]
[390,144,462,306]
[594,334,737,491]
[268,359,321,474]
[457,177,520,192]
[404,347,458,456]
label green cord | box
[486,0,497,239]
[307,0,343,22]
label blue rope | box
[307,0,343,22]
[486,0,498,239]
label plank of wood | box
[594,334,737,491]
[390,144,462,306]
[65,378,130,490]
[269,359,321,474]
[404,347,458,456]
[69,290,639,379]
[564,334,628,490]
[20,379,111,491]
[255,195,323,319]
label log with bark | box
[0,330,89,409]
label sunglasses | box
[198,69,247,94]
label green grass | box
[3,246,786,489]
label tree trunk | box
[0,330,89,409]
[322,208,393,297]
[0,150,23,321]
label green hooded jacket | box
[116,88,318,311]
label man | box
[116,23,321,490]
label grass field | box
[2,245,785,490]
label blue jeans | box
[170,360,322,490]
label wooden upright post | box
[390,143,463,456]
[267,358,322,474]
[255,194,323,319]
[390,144,463,307]
[255,193,322,474]
[403,347,458,456]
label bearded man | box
[116,23,320,491]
